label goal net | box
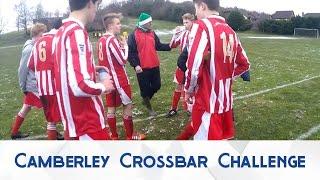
[294,28,319,38]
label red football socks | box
[11,115,24,135]
[107,114,118,139]
[176,121,194,140]
[123,116,133,140]
[171,91,182,110]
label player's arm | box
[177,46,188,72]
[184,23,208,94]
[67,30,107,97]
[109,37,128,66]
[27,47,36,72]
[18,44,33,92]
[154,32,171,51]
[169,29,182,49]
[233,39,250,78]
[127,32,140,68]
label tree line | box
[14,0,63,35]
[258,16,320,35]
[14,0,318,36]
[98,0,271,32]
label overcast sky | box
[1,0,319,33]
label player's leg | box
[221,110,235,140]
[11,104,32,139]
[47,122,57,140]
[166,84,183,118]
[42,95,63,140]
[11,92,42,139]
[192,109,224,140]
[181,91,188,111]
[167,68,186,118]
[137,70,155,116]
[123,103,133,140]
[106,91,119,140]
[191,109,207,140]
[120,85,145,140]
[136,70,150,99]
[149,67,161,99]
[143,67,160,116]
[122,103,146,140]
[207,113,224,140]
[107,107,118,140]
[176,119,194,140]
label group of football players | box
[10,0,250,141]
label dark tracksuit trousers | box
[136,67,161,99]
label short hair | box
[103,13,123,30]
[182,13,195,21]
[31,23,47,38]
[69,0,100,12]
[193,0,220,11]
[53,19,62,29]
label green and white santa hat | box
[137,13,152,26]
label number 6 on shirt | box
[38,41,47,62]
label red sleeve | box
[169,35,181,49]
[66,29,105,97]
[184,23,208,93]
[233,40,250,77]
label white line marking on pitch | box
[25,113,167,140]
[0,45,23,50]
[296,124,320,140]
[25,75,320,140]
[235,75,320,100]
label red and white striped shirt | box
[53,18,106,137]
[185,15,250,114]
[98,33,129,89]
[28,30,57,96]
[170,30,190,52]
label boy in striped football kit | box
[28,19,63,140]
[97,13,146,140]
[166,13,195,118]
[11,23,47,139]
[53,0,115,140]
[185,0,250,140]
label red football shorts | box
[40,95,61,123]
[173,68,185,85]
[106,85,132,107]
[192,108,235,140]
[23,92,42,109]
[66,128,110,140]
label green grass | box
[0,19,320,140]
[0,31,29,47]
[234,78,320,140]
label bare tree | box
[16,16,20,32]
[54,9,60,17]
[0,16,6,35]
[35,2,45,20]
[15,0,33,35]
[45,12,53,18]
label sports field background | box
[0,18,319,140]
